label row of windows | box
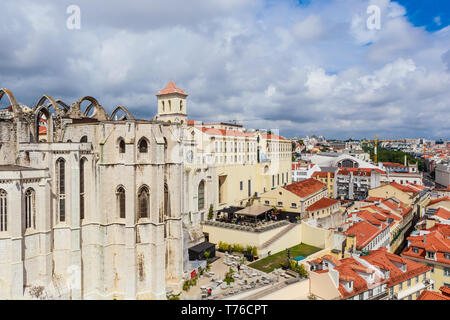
[397,273,426,292]
[1,159,175,231]
[0,188,36,232]
[216,155,257,164]
[161,99,183,112]
[215,141,257,153]
[267,143,291,152]
[56,158,158,223]
[272,172,289,187]
[304,191,326,207]
[364,228,389,251]
[119,138,148,154]
[238,180,253,197]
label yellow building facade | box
[312,171,336,198]
[259,179,328,215]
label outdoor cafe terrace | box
[202,219,290,233]
[204,204,291,232]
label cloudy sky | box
[1,0,449,140]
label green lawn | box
[248,243,322,273]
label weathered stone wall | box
[0,116,184,300]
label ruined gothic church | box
[0,84,188,299]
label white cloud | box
[292,15,325,42]
[434,16,442,26]
[0,0,449,139]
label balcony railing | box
[202,219,290,233]
[369,291,389,300]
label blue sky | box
[394,0,449,31]
[0,0,449,140]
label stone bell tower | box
[155,81,188,125]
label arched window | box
[180,100,183,111]
[198,180,205,210]
[25,188,35,229]
[163,182,169,222]
[80,158,86,220]
[163,137,168,161]
[119,139,126,153]
[116,186,126,219]
[0,189,7,231]
[138,138,148,153]
[56,158,66,222]
[80,136,88,143]
[341,159,355,168]
[138,186,149,219]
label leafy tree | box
[299,264,308,277]
[252,246,258,258]
[208,204,214,220]
[167,292,181,300]
[204,250,211,264]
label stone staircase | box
[261,223,297,248]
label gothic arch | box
[109,106,135,121]
[163,182,170,222]
[137,137,149,153]
[33,94,66,115]
[78,96,108,120]
[33,105,53,143]
[55,99,70,111]
[137,185,150,219]
[0,88,22,115]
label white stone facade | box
[0,89,184,300]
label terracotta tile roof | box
[313,248,431,299]
[402,224,450,265]
[292,163,317,170]
[428,197,450,206]
[195,126,254,138]
[440,286,450,296]
[338,167,386,176]
[306,197,339,211]
[380,199,400,211]
[417,290,450,300]
[351,207,401,227]
[361,250,432,287]
[156,81,188,96]
[389,182,420,195]
[262,133,285,140]
[283,178,327,199]
[366,196,384,202]
[433,186,450,192]
[309,258,323,264]
[344,220,387,249]
[382,162,407,168]
[434,207,450,220]
[322,254,342,267]
[315,269,329,274]
[38,126,47,134]
[333,257,387,299]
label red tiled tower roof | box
[156,81,188,96]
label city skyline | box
[1,0,449,140]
